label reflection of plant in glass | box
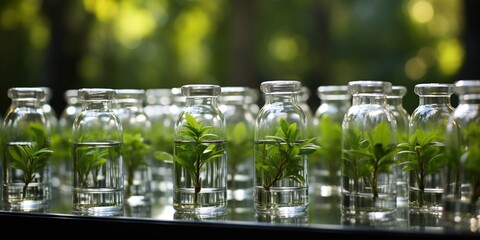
[226,122,253,185]
[123,132,151,198]
[7,122,53,199]
[256,118,319,191]
[74,145,109,188]
[397,129,445,207]
[174,113,225,204]
[342,122,398,197]
[311,115,342,185]
[447,123,480,205]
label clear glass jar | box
[310,85,350,199]
[56,89,82,207]
[254,80,318,216]
[144,88,175,207]
[40,87,62,196]
[72,88,124,216]
[387,86,410,203]
[114,89,152,217]
[444,80,480,231]
[2,87,53,212]
[403,83,454,214]
[341,80,397,221]
[173,84,227,217]
[218,86,256,211]
[298,86,314,129]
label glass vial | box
[404,83,454,214]
[311,85,351,198]
[254,80,317,216]
[444,80,480,231]
[173,84,227,217]
[72,88,124,216]
[341,80,397,222]
[114,89,153,218]
[387,86,410,203]
[2,87,53,212]
[144,88,175,208]
[56,89,82,209]
[218,86,256,213]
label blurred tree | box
[0,0,476,116]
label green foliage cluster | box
[342,122,398,197]
[311,115,343,185]
[226,122,253,183]
[447,123,480,204]
[123,132,151,198]
[174,113,225,204]
[7,122,53,199]
[255,118,319,191]
[74,146,109,188]
[397,129,445,207]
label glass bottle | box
[387,86,410,203]
[114,89,153,218]
[254,80,318,216]
[405,83,454,214]
[173,84,227,217]
[56,89,82,209]
[444,80,480,231]
[72,88,124,216]
[298,86,314,129]
[144,88,175,208]
[310,85,351,199]
[2,87,53,212]
[218,86,255,214]
[341,80,397,222]
[40,87,61,195]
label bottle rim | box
[260,80,302,94]
[414,83,453,96]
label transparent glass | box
[310,85,350,198]
[341,80,397,222]
[114,89,152,218]
[144,88,175,210]
[406,83,454,214]
[56,89,82,209]
[72,88,124,216]
[444,80,480,231]
[298,86,314,129]
[254,80,311,216]
[218,86,255,212]
[387,86,410,203]
[2,87,52,212]
[173,84,227,217]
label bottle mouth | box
[454,80,480,96]
[8,87,46,101]
[317,85,350,100]
[260,80,302,94]
[414,83,453,96]
[181,84,221,97]
[78,88,116,101]
[348,80,392,95]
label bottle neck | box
[386,97,403,107]
[264,93,297,104]
[352,94,387,105]
[83,100,113,111]
[185,96,217,107]
[458,94,480,104]
[321,98,351,107]
[11,98,42,109]
[418,95,451,105]
[115,101,143,111]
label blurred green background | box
[0,0,478,116]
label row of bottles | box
[1,80,479,231]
